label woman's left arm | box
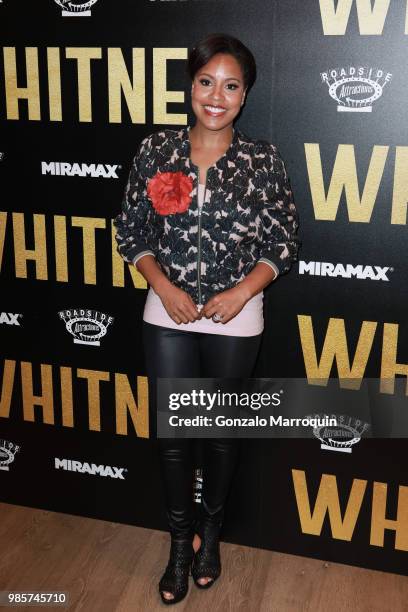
[237,145,301,296]
[203,146,301,323]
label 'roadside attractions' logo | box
[310,414,370,453]
[321,66,392,112]
[54,0,99,17]
[58,308,114,346]
[0,439,21,471]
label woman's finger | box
[175,307,190,324]
[183,302,200,321]
[180,298,202,321]
[204,303,225,319]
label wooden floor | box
[0,502,406,612]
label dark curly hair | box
[188,33,257,91]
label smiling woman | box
[113,32,300,606]
[188,52,247,179]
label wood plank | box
[0,502,406,612]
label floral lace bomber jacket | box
[113,126,301,306]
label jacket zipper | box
[197,168,208,307]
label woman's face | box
[191,53,246,132]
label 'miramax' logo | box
[321,66,392,112]
[42,162,120,178]
[299,261,393,281]
[0,312,23,325]
[55,458,126,479]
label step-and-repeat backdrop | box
[1,0,407,577]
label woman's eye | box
[199,79,238,91]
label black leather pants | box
[142,322,262,539]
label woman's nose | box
[210,83,224,102]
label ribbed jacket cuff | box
[258,257,280,278]
[132,250,155,265]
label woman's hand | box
[156,283,202,324]
[201,285,250,324]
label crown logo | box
[321,66,392,112]
[309,414,370,453]
[0,439,21,471]
[58,308,114,346]
[54,0,99,17]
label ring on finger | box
[212,312,223,322]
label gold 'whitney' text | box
[0,359,149,437]
[2,47,188,124]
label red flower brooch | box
[147,171,193,215]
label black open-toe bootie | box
[191,438,240,590]
[158,533,194,605]
[191,516,222,589]
[156,437,197,604]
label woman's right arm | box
[113,137,200,324]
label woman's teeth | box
[204,105,227,115]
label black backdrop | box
[1,0,407,577]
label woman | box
[114,33,300,604]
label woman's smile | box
[203,104,228,117]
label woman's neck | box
[189,123,233,151]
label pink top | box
[142,184,265,337]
